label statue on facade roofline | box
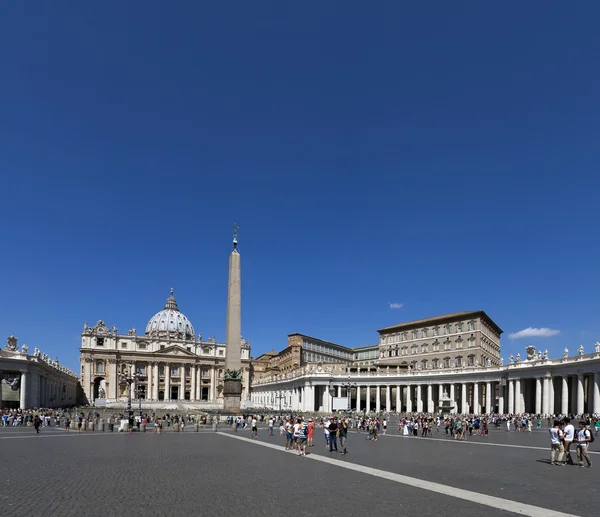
[563,347,568,357]
[578,344,584,356]
[509,354,514,364]
[33,347,40,358]
[544,349,548,359]
[595,342,600,353]
[21,344,28,354]
[516,353,521,363]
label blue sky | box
[1,2,599,372]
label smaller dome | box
[145,289,195,338]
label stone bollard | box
[173,423,179,432]
[194,423,199,432]
[89,421,95,431]
[141,423,146,433]
[213,421,218,432]
[99,418,105,432]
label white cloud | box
[388,302,403,309]
[508,327,560,340]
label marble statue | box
[33,347,40,358]
[128,327,136,336]
[509,354,514,364]
[516,353,521,362]
[563,347,568,357]
[544,349,548,359]
[83,323,89,332]
[537,351,543,360]
[595,342,600,353]
[98,387,106,398]
[4,336,18,352]
[526,345,536,361]
[112,325,117,334]
[578,344,584,356]
[386,366,390,375]
[21,344,28,354]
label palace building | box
[79,289,251,409]
[250,311,600,415]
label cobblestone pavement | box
[0,424,595,517]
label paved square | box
[1,423,596,517]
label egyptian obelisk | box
[223,224,242,413]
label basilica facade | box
[79,290,251,408]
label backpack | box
[587,429,595,443]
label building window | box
[171,367,179,376]
[96,338,104,347]
[421,359,428,369]
[138,343,147,350]
[219,350,224,356]
[467,356,474,366]
[422,344,428,353]
[411,330,418,339]
[185,367,191,377]
[433,327,439,337]
[432,358,439,369]
[433,342,439,352]
[96,361,104,373]
[468,321,475,331]
[443,357,450,368]
[444,325,450,335]
[187,347,191,352]
[202,347,210,354]
[138,365,146,375]
[160,345,165,350]
[444,340,451,351]
[422,329,428,338]
[402,333,407,341]
[455,356,463,367]
[121,342,127,349]
[456,323,463,333]
[456,339,462,349]
[159,366,165,376]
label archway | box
[93,377,106,399]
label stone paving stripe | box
[384,434,600,454]
[218,432,582,517]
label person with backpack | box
[575,421,593,468]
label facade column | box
[386,385,391,412]
[337,386,342,398]
[146,363,152,400]
[498,383,505,415]
[19,372,28,409]
[153,364,159,400]
[576,374,585,415]
[406,385,413,413]
[485,382,492,414]
[190,365,197,402]
[514,379,521,413]
[165,364,171,401]
[461,383,467,414]
[416,385,423,413]
[508,380,515,414]
[535,378,542,414]
[450,384,456,414]
[396,385,401,412]
[375,386,381,413]
[473,382,479,414]
[593,372,600,414]
[548,376,555,414]
[356,386,361,412]
[542,377,549,415]
[366,385,371,413]
[438,384,443,403]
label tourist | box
[64,417,70,433]
[382,418,387,435]
[296,418,308,456]
[563,417,575,465]
[307,418,314,447]
[284,419,293,450]
[328,418,339,452]
[77,416,83,433]
[549,420,566,466]
[339,417,348,454]
[323,418,331,448]
[268,417,274,436]
[575,421,592,468]
[251,415,258,438]
[33,415,41,434]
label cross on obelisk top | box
[232,223,239,250]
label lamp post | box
[341,376,357,412]
[118,366,143,420]
[275,391,285,412]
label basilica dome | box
[145,289,195,339]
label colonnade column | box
[366,386,371,413]
[461,383,467,414]
[508,380,515,414]
[406,386,413,413]
[337,386,342,398]
[356,386,361,412]
[542,376,549,414]
[386,385,391,412]
[153,364,159,400]
[548,376,555,414]
[515,379,522,413]
[19,372,28,409]
[593,372,600,414]
[561,376,569,414]
[438,384,443,405]
[416,385,423,413]
[427,384,433,413]
[498,383,504,415]
[449,384,456,414]
[375,386,381,412]
[485,382,492,413]
[396,385,401,412]
[535,378,542,414]
[473,382,479,414]
[577,374,585,415]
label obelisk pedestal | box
[223,228,243,413]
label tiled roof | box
[377,311,502,334]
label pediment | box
[152,345,196,357]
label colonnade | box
[251,370,600,415]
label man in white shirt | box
[549,420,566,466]
[563,417,575,465]
[251,416,258,438]
[575,421,592,468]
